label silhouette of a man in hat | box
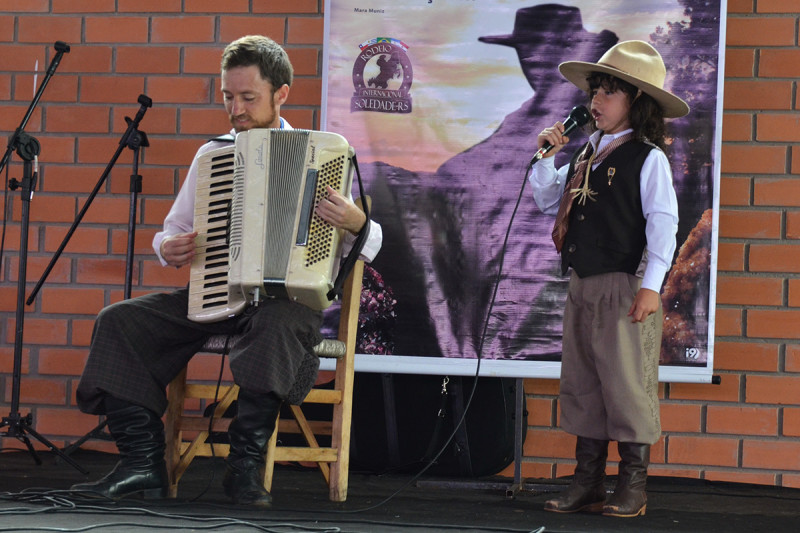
[421,4,619,359]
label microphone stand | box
[25,95,153,458]
[0,42,88,474]
[27,94,152,305]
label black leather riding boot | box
[71,396,168,500]
[603,442,650,517]
[222,389,282,506]
[544,436,609,513]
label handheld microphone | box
[530,105,592,163]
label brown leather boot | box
[603,442,649,517]
[544,436,608,513]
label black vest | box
[560,140,656,278]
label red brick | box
[787,345,800,372]
[60,46,114,74]
[760,49,800,77]
[6,318,69,345]
[140,197,177,226]
[721,113,752,142]
[186,353,233,382]
[750,244,800,273]
[151,16,215,43]
[716,242,745,272]
[714,308,743,337]
[44,226,109,255]
[254,0,319,13]
[667,375,741,403]
[35,408,101,437]
[80,75,145,103]
[184,46,226,75]
[142,138,205,167]
[720,144,787,174]
[140,261,190,288]
[660,403,702,433]
[524,378,560,396]
[147,76,212,104]
[114,104,178,135]
[742,440,800,470]
[757,114,800,143]
[746,375,800,404]
[715,276,782,306]
[286,47,320,76]
[667,436,739,467]
[287,78,322,107]
[118,0,181,12]
[40,288,105,315]
[718,209,781,239]
[726,17,796,46]
[727,0,752,12]
[526,397,555,427]
[748,310,800,339]
[15,75,79,103]
[782,407,800,437]
[724,48,755,78]
[282,108,317,130]
[787,213,800,240]
[0,44,46,72]
[758,0,800,13]
[755,178,800,207]
[45,105,111,133]
[713,341,779,372]
[523,428,575,460]
[52,0,116,13]
[85,16,149,43]
[38,348,88,376]
[707,405,778,436]
[287,17,324,45]
[184,0,249,12]
[17,16,82,44]
[0,347,30,374]
[179,108,231,135]
[71,319,96,347]
[76,257,137,285]
[788,280,800,307]
[724,81,792,111]
[5,377,67,405]
[117,47,181,74]
[219,17,286,44]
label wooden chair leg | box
[165,367,188,498]
[264,413,280,493]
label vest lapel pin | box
[607,167,616,186]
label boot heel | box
[142,487,168,500]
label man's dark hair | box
[221,35,293,90]
[587,72,666,151]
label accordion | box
[188,129,355,323]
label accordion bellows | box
[188,129,354,323]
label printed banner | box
[322,0,725,382]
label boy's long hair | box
[586,72,667,151]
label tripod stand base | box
[1,412,88,475]
[61,418,113,457]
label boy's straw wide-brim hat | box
[558,40,690,118]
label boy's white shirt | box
[528,128,679,293]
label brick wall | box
[2,2,800,487]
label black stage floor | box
[1,449,799,532]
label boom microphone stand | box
[0,41,88,474]
[26,95,153,457]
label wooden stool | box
[164,260,363,502]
